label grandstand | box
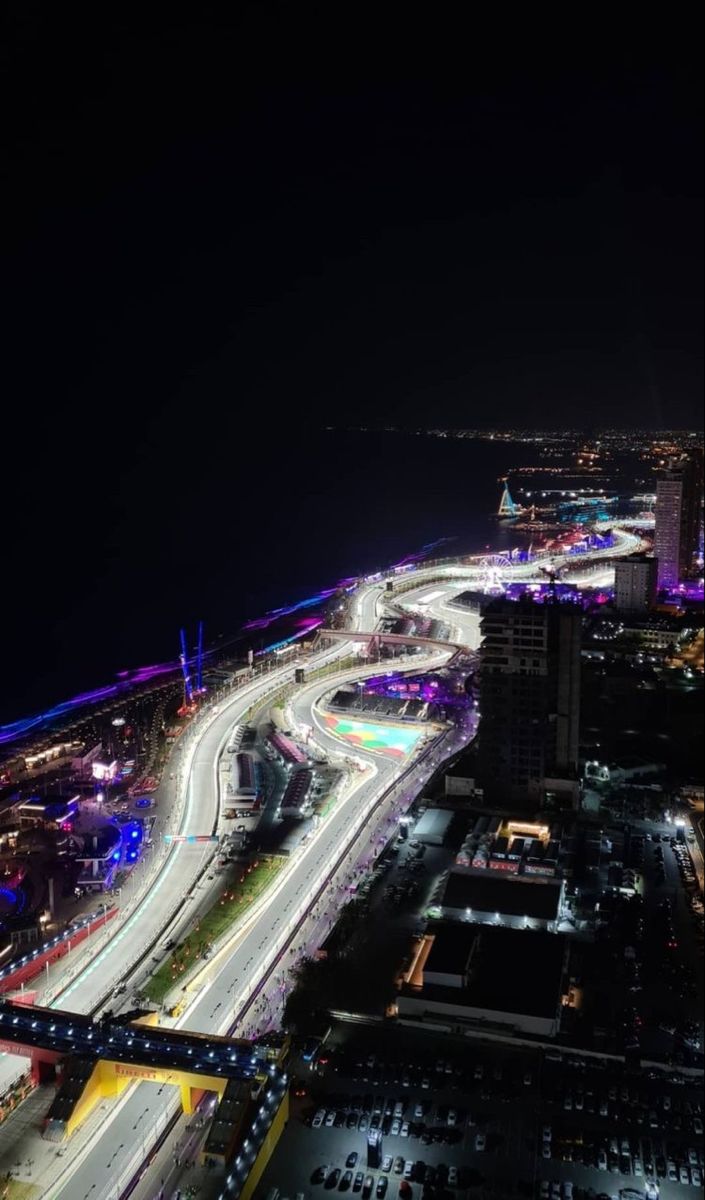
[279,768,314,818]
[267,731,308,766]
[327,687,438,724]
[229,752,263,805]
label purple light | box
[0,538,452,748]
[0,660,182,746]
[243,588,339,631]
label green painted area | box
[144,856,285,1005]
[322,713,423,759]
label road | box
[2,531,638,1196]
[49,662,454,1200]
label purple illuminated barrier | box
[390,537,454,569]
[0,660,183,746]
[243,540,453,631]
[1,539,451,747]
[243,589,339,631]
[255,619,324,657]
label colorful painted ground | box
[322,714,423,759]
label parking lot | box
[254,806,703,1200]
[254,1025,704,1199]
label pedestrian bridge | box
[0,999,288,1152]
[322,628,467,659]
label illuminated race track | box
[29,527,638,1198]
[0,638,356,1097]
[378,524,641,648]
[49,657,454,1200]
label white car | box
[447,1109,457,1127]
[523,1071,533,1086]
[562,1184,573,1200]
[694,1116,704,1135]
[633,1157,643,1176]
[542,1143,552,1159]
[563,1093,573,1111]
[692,1167,703,1187]
[679,1166,690,1185]
[390,1119,401,1137]
[413,1103,424,1119]
[312,1109,326,1128]
[597,1148,608,1171]
[688,1148,699,1167]
[540,1184,550,1200]
[400,1121,409,1138]
[475,1132,486,1152]
[474,1064,484,1080]
[448,1166,458,1187]
[324,1110,336,1127]
[667,1161,678,1182]
[542,1125,552,1143]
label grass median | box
[144,856,285,1007]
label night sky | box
[2,9,703,723]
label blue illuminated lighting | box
[0,536,455,748]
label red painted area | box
[0,907,118,996]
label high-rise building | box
[477,598,581,808]
[654,457,701,590]
[614,555,658,612]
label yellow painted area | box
[239,1090,290,1200]
[64,1057,230,1136]
[64,1061,104,1137]
[130,1011,160,1027]
[102,1061,227,1109]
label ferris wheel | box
[478,553,513,592]
[479,553,513,571]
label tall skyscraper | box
[654,457,701,590]
[477,598,581,808]
[614,555,658,612]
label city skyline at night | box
[0,9,702,1199]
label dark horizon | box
[2,10,703,730]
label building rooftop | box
[442,869,562,921]
[404,923,566,1022]
[464,926,566,1018]
[425,923,474,976]
[413,808,454,841]
[414,924,565,1020]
